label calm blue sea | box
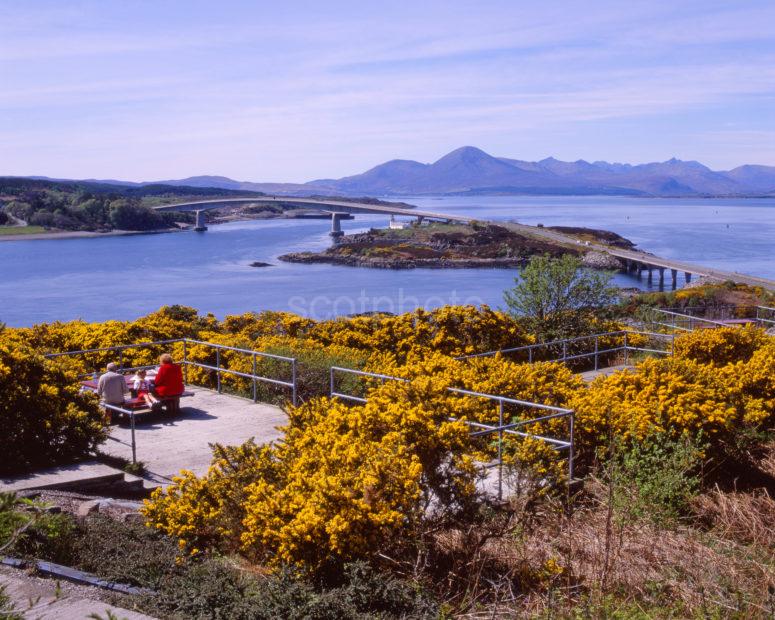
[0,195,772,327]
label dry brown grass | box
[435,482,775,618]
[692,486,775,550]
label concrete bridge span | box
[153,196,466,233]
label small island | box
[279,221,634,270]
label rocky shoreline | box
[278,252,527,269]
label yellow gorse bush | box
[672,324,767,366]
[0,329,105,473]
[5,303,773,571]
[144,379,476,569]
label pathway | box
[103,387,287,486]
[0,566,155,620]
[579,364,634,382]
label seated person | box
[97,362,128,407]
[132,369,161,409]
[153,353,184,398]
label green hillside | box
[0,178,265,233]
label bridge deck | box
[153,196,471,223]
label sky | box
[1,0,774,182]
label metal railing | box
[654,304,775,326]
[647,308,731,333]
[329,367,574,501]
[454,330,674,370]
[329,366,408,403]
[183,339,297,406]
[46,338,298,406]
[102,402,139,464]
[755,305,775,327]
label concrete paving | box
[579,364,633,382]
[0,567,155,619]
[0,461,124,493]
[103,387,287,486]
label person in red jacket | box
[153,353,184,398]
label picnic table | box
[81,373,192,419]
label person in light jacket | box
[97,362,128,407]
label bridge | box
[153,196,469,235]
[154,196,775,292]
[506,222,775,291]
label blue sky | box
[1,0,774,181]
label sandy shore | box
[0,227,187,242]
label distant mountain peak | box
[435,145,494,163]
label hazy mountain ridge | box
[18,146,775,197]
[307,147,775,196]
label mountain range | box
[26,146,775,197]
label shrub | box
[573,357,749,448]
[10,510,79,565]
[175,332,369,403]
[608,433,704,526]
[0,331,106,474]
[673,325,768,367]
[144,380,476,570]
[309,305,530,362]
[73,514,181,589]
[148,559,439,620]
[503,254,618,341]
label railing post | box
[252,353,258,402]
[183,340,189,384]
[216,348,221,393]
[119,349,124,370]
[497,399,504,502]
[567,411,575,515]
[528,347,533,363]
[329,367,335,398]
[291,359,298,406]
[130,411,137,465]
[594,335,599,370]
[562,340,567,362]
[623,332,629,365]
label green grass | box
[0,225,48,236]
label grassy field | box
[0,225,48,236]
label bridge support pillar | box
[647,266,653,284]
[194,210,207,232]
[416,215,425,225]
[658,267,665,287]
[330,212,351,238]
[685,272,692,283]
[671,269,678,289]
